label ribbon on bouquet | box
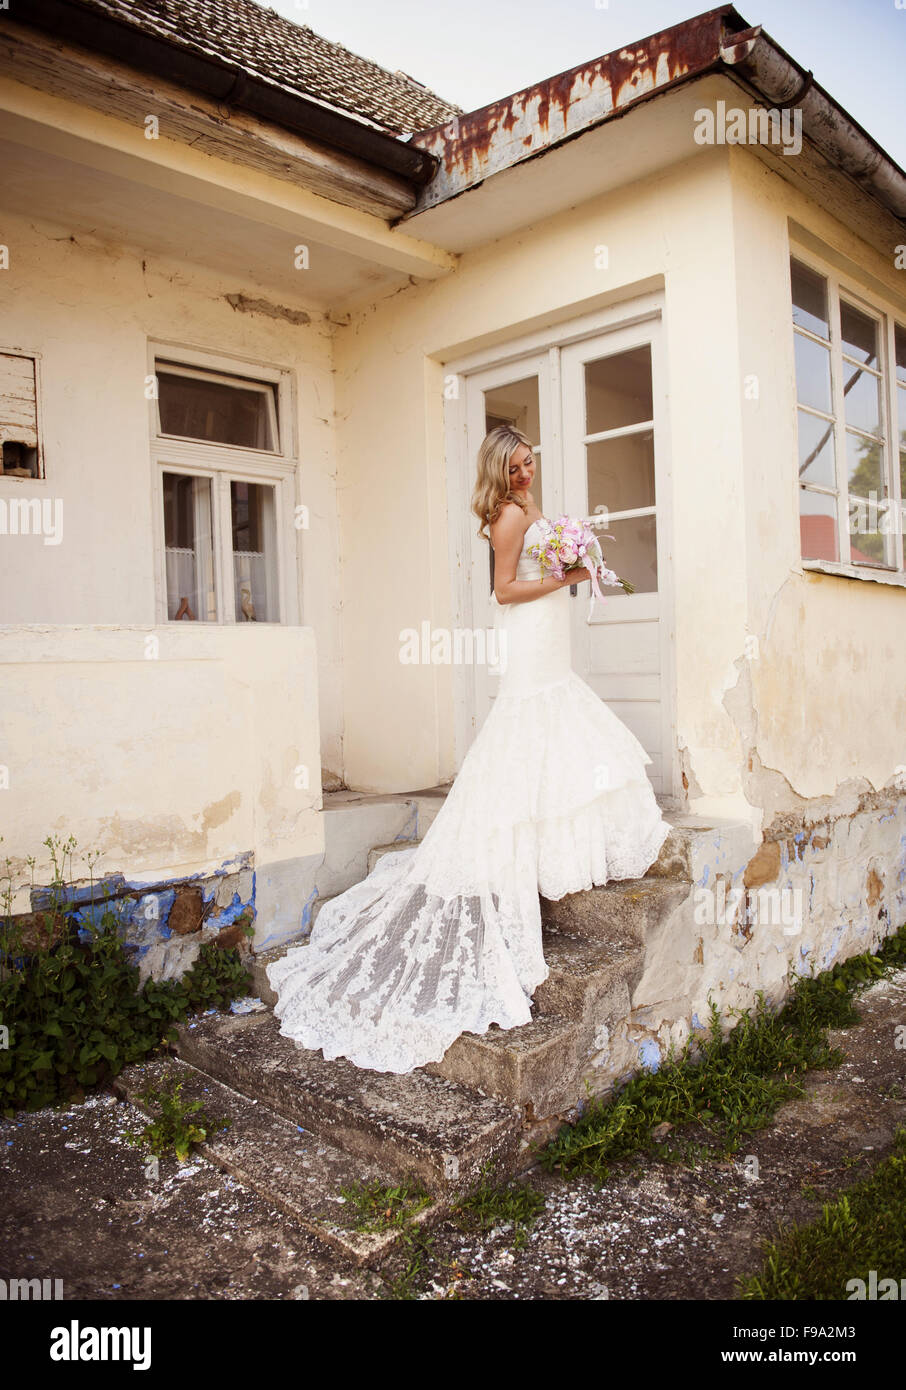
[581,556,610,622]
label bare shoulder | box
[489,501,528,549]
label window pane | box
[895,324,906,385]
[797,410,836,487]
[163,473,216,621]
[791,259,829,339]
[597,514,657,595]
[899,383,906,453]
[584,346,653,434]
[846,434,889,566]
[840,301,879,367]
[793,333,832,413]
[846,431,885,499]
[800,488,839,562]
[587,432,656,513]
[232,481,278,622]
[842,365,881,437]
[158,367,276,450]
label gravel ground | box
[2,968,904,1305]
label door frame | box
[443,289,680,803]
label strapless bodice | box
[515,517,549,580]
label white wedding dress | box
[267,517,671,1073]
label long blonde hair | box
[471,424,534,542]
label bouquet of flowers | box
[527,515,634,620]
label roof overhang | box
[403,5,906,259]
[9,0,439,190]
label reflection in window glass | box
[791,259,829,339]
[799,487,839,563]
[793,334,833,415]
[840,302,879,367]
[797,410,836,488]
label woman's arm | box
[490,506,591,606]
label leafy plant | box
[0,838,251,1116]
[124,1076,230,1162]
[536,921,906,1184]
[739,1128,906,1300]
[448,1158,546,1250]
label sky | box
[266,0,906,168]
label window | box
[150,349,295,623]
[791,255,905,576]
[0,351,41,479]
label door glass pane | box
[585,346,652,434]
[483,375,541,592]
[797,410,836,487]
[794,334,832,414]
[158,366,276,450]
[895,324,906,384]
[232,481,278,622]
[800,488,839,562]
[587,433,655,513]
[163,472,216,621]
[598,515,657,594]
[790,259,829,339]
[582,345,656,594]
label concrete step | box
[113,1053,451,1269]
[174,1009,525,1199]
[533,927,644,1023]
[541,876,692,945]
[420,1012,582,1118]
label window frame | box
[0,347,46,482]
[790,247,906,583]
[147,341,299,625]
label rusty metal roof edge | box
[405,5,906,229]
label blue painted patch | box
[639,1038,662,1072]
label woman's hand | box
[490,506,591,605]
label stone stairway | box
[115,809,744,1268]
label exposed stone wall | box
[17,854,256,983]
[624,789,906,1086]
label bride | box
[267,424,671,1073]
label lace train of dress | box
[267,518,672,1073]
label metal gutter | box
[719,24,906,220]
[9,0,439,186]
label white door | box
[560,320,669,793]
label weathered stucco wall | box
[333,146,747,798]
[0,210,344,786]
[0,624,323,958]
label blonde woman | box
[268,424,671,1073]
